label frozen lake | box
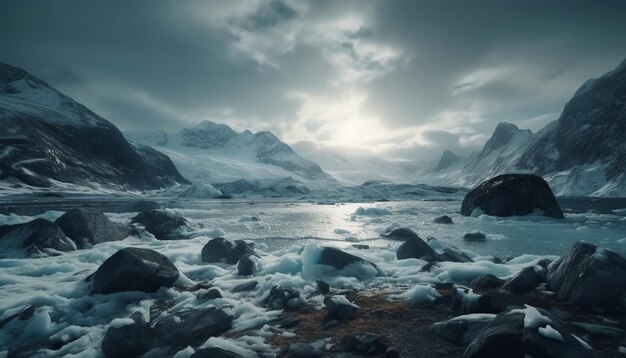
[2,197,625,258]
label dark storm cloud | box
[1,0,625,160]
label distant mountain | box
[125,121,338,189]
[419,59,626,196]
[434,150,461,172]
[0,62,188,192]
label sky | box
[1,0,626,161]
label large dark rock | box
[461,174,564,219]
[396,236,437,261]
[265,286,302,310]
[463,306,594,358]
[55,208,134,248]
[0,62,188,190]
[434,215,454,224]
[547,241,626,309]
[0,218,76,255]
[452,286,494,314]
[237,253,256,276]
[342,331,388,356]
[463,232,487,242]
[152,307,233,349]
[102,313,152,357]
[131,209,188,240]
[438,246,473,263]
[201,237,257,264]
[502,266,545,293]
[91,247,179,294]
[428,314,495,345]
[318,246,373,270]
[471,274,505,290]
[324,296,358,321]
[199,287,224,300]
[191,347,243,358]
[381,227,419,240]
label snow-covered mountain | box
[418,59,626,196]
[0,62,188,192]
[125,122,338,190]
[291,141,423,186]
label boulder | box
[102,313,152,357]
[131,209,188,239]
[237,253,256,276]
[381,227,419,240]
[438,246,473,263]
[452,286,495,314]
[191,347,243,358]
[461,174,564,219]
[396,236,437,261]
[91,247,179,294]
[318,247,371,270]
[55,208,134,248]
[265,286,302,310]
[152,307,233,349]
[342,331,388,356]
[463,232,487,242]
[316,280,330,294]
[202,237,257,264]
[463,305,594,358]
[324,296,358,321]
[0,218,76,256]
[428,314,496,345]
[547,241,626,309]
[471,274,505,290]
[434,215,453,224]
[199,288,223,300]
[232,280,258,293]
[502,266,545,293]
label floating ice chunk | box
[390,284,440,305]
[354,207,391,216]
[448,313,496,322]
[334,228,351,235]
[538,324,565,342]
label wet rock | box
[547,241,626,309]
[463,306,594,358]
[265,286,302,310]
[381,227,419,240]
[438,246,473,263]
[55,208,134,248]
[91,247,179,294]
[396,236,437,261]
[267,314,300,329]
[0,218,76,256]
[131,209,188,240]
[232,280,258,293]
[285,342,324,358]
[463,232,487,242]
[502,266,545,293]
[191,347,243,358]
[152,307,233,349]
[428,314,496,345]
[471,274,505,290]
[453,286,495,314]
[324,296,358,321]
[237,253,256,276]
[318,246,375,271]
[342,331,388,356]
[101,313,152,357]
[199,287,223,300]
[316,280,330,294]
[460,174,565,219]
[434,215,454,224]
[201,237,257,264]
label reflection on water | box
[1,196,625,258]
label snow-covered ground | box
[1,198,625,356]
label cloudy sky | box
[2,0,626,160]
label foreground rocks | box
[396,236,437,261]
[461,174,565,219]
[547,241,626,310]
[0,218,76,255]
[102,307,233,357]
[429,314,495,345]
[55,208,134,248]
[91,247,179,294]
[131,209,188,239]
[202,237,258,264]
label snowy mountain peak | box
[178,120,237,149]
[480,122,531,157]
[435,150,460,172]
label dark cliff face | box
[519,59,626,179]
[0,62,188,189]
[435,150,460,172]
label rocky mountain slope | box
[420,59,626,196]
[125,122,338,189]
[0,62,188,192]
